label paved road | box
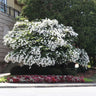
[0,87,96,96]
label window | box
[0,0,7,4]
[0,0,7,12]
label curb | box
[0,73,10,77]
[0,83,96,88]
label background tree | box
[17,0,96,66]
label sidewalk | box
[1,83,96,88]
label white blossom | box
[3,18,90,67]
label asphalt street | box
[0,87,96,96]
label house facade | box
[0,0,22,72]
[0,0,22,17]
[7,0,22,12]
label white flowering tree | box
[3,18,90,68]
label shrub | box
[10,65,63,75]
[10,65,29,75]
[3,18,89,69]
[37,67,63,75]
[77,65,87,73]
[62,68,77,76]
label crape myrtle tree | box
[3,18,89,68]
[17,0,96,66]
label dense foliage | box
[3,19,89,68]
[18,0,96,66]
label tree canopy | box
[17,0,96,57]
[3,19,89,68]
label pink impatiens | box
[7,75,85,83]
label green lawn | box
[0,76,7,83]
[88,74,96,83]
[84,78,93,83]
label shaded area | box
[10,63,86,76]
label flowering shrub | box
[7,75,85,83]
[3,18,89,68]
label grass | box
[84,78,93,83]
[0,76,7,83]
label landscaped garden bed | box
[2,18,92,84]
[7,75,85,83]
[0,74,93,83]
[1,68,95,83]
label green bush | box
[62,68,77,75]
[89,56,96,67]
[77,65,87,73]
[10,65,63,75]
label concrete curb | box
[0,73,10,77]
[0,83,96,88]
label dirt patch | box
[77,69,96,78]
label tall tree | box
[18,0,96,65]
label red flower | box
[7,75,85,83]
[12,78,19,83]
[52,77,56,83]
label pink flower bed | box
[7,75,85,83]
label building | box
[0,0,22,17]
[0,0,22,72]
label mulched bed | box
[77,69,96,78]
